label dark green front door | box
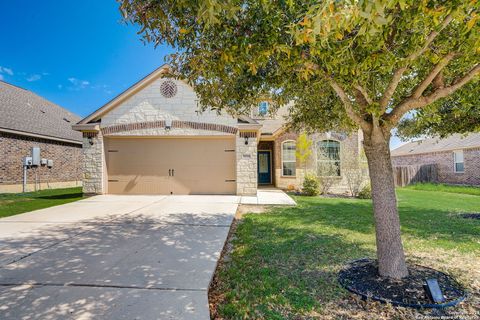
[258,151,271,184]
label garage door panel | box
[106,137,236,195]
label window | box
[258,101,269,116]
[453,150,464,173]
[317,140,341,176]
[282,141,296,176]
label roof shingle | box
[0,81,82,143]
[391,133,480,157]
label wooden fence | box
[393,164,438,187]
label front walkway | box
[0,191,295,319]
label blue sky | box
[0,0,405,149]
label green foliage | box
[0,187,83,218]
[397,82,480,139]
[358,184,372,199]
[295,133,312,170]
[404,182,480,196]
[120,0,480,135]
[302,174,319,196]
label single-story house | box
[73,65,366,196]
[391,133,480,186]
[0,81,83,193]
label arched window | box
[282,140,296,176]
[317,140,341,176]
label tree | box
[120,0,480,279]
[295,133,312,177]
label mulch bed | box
[338,258,467,308]
[460,213,480,220]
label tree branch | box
[378,14,453,109]
[411,52,456,99]
[385,63,480,125]
[328,78,371,132]
[354,84,373,105]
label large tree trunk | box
[363,128,409,279]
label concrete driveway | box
[0,195,240,320]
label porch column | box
[236,130,258,196]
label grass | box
[404,182,480,196]
[210,188,480,319]
[0,187,84,218]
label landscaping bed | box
[209,188,479,319]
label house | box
[391,133,480,186]
[73,65,365,196]
[0,81,83,193]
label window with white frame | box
[317,140,341,176]
[453,150,464,173]
[258,101,269,116]
[282,141,296,176]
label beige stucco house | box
[73,65,365,196]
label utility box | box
[47,159,53,168]
[41,158,47,166]
[23,157,33,166]
[31,147,41,166]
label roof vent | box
[160,80,177,98]
[63,118,71,123]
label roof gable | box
[79,64,177,124]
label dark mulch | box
[460,213,480,220]
[339,258,466,308]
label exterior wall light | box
[244,136,249,145]
[165,119,172,131]
[88,136,94,145]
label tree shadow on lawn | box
[215,214,376,319]
[37,192,83,200]
[215,199,479,318]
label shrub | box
[286,184,296,192]
[357,184,372,199]
[302,174,320,196]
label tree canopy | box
[120,0,479,137]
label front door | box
[258,151,271,184]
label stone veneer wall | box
[101,78,237,128]
[0,131,82,192]
[236,133,258,195]
[82,132,104,194]
[392,148,480,186]
[273,130,366,194]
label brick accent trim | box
[82,132,98,138]
[239,131,257,138]
[101,120,238,135]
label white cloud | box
[67,77,90,90]
[27,74,42,82]
[0,66,13,76]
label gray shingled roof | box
[391,133,480,156]
[0,81,82,143]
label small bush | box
[286,184,296,192]
[302,174,320,196]
[357,184,372,199]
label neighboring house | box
[391,133,480,186]
[73,65,366,196]
[0,81,82,193]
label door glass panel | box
[259,153,269,173]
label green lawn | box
[0,187,84,218]
[404,182,480,196]
[210,188,480,319]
